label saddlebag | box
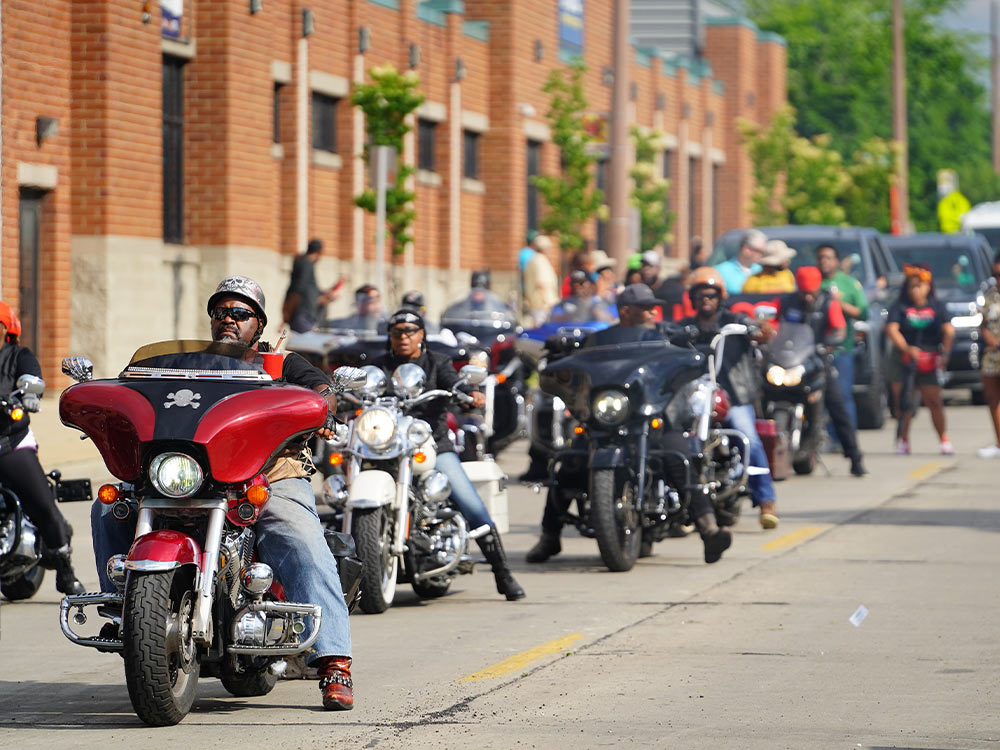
[460,459,509,534]
[756,418,789,482]
[324,529,362,612]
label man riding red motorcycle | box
[87,276,355,713]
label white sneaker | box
[895,439,911,455]
[976,444,1000,458]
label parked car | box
[883,233,992,403]
[961,201,1000,254]
[710,226,899,429]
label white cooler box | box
[461,459,509,534]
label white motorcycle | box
[321,362,507,614]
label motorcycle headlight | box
[407,419,433,445]
[593,389,629,426]
[767,365,805,387]
[421,470,451,503]
[149,452,203,498]
[355,407,397,450]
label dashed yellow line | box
[907,461,944,481]
[460,633,583,682]
[761,525,831,551]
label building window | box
[463,130,480,180]
[312,93,338,153]
[418,119,437,172]
[526,139,542,232]
[273,83,283,144]
[662,149,672,180]
[689,156,698,240]
[163,55,185,244]
[596,156,608,251]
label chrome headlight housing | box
[421,470,451,503]
[360,365,388,397]
[392,362,427,399]
[355,407,397,450]
[766,364,805,387]
[593,389,629,426]
[149,452,204,498]
[407,419,433,446]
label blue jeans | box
[91,476,351,661]
[434,451,495,530]
[827,352,857,444]
[725,403,776,506]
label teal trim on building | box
[757,31,788,47]
[367,0,400,9]
[634,47,653,68]
[704,15,758,32]
[661,59,677,78]
[463,20,489,42]
[422,0,465,11]
[417,3,446,25]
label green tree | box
[630,127,674,252]
[746,0,995,231]
[351,64,425,255]
[531,62,604,251]
[738,105,796,225]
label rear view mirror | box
[61,357,94,383]
[458,364,488,386]
[755,305,778,322]
[331,366,369,393]
[15,374,45,396]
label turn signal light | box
[496,373,507,385]
[98,484,120,504]
[414,451,427,464]
[573,425,585,435]
[9,407,24,422]
[651,418,663,429]
[246,483,269,506]
[329,452,344,466]
[355,408,363,417]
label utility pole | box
[892,0,910,233]
[608,0,631,268]
[993,0,999,173]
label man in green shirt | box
[818,243,868,439]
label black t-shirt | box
[0,344,41,440]
[280,351,330,390]
[887,299,948,350]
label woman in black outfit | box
[0,302,85,595]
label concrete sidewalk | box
[31,393,106,474]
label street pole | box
[993,0,999,173]
[892,0,910,233]
[608,0,631,268]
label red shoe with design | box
[318,656,354,711]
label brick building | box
[0,0,785,381]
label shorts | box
[887,348,939,387]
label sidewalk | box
[32,393,106,473]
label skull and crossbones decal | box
[164,389,202,409]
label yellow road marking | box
[460,633,584,683]
[907,461,944,481]
[761,525,830,551]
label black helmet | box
[207,275,268,326]
[387,308,425,331]
[471,269,491,290]
[401,290,425,310]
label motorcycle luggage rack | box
[122,367,272,381]
[59,592,124,652]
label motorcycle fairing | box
[767,322,818,369]
[126,529,202,570]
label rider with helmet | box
[0,302,86,595]
[677,267,780,530]
[91,276,357,711]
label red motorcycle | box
[56,342,364,726]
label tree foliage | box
[351,65,425,255]
[531,62,604,251]
[746,0,995,231]
[630,128,674,252]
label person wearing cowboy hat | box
[742,239,797,294]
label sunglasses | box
[694,291,721,301]
[210,306,257,322]
[389,326,422,338]
[903,264,932,283]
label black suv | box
[883,233,992,402]
[710,226,899,429]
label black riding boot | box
[51,544,86,595]
[695,513,731,565]
[525,531,561,563]
[476,528,526,601]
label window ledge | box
[462,177,485,194]
[312,150,342,169]
[417,169,442,187]
[162,38,196,60]
[271,143,285,160]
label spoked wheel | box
[122,569,199,726]
[352,507,397,614]
[590,468,642,572]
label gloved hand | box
[22,394,41,413]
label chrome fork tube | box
[393,458,412,556]
[191,506,226,645]
[135,506,154,538]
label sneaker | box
[758,500,779,530]
[976,444,1000,458]
[895,439,911,455]
[318,656,354,711]
[939,440,955,456]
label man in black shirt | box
[372,309,525,601]
[282,238,345,333]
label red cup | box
[261,352,284,380]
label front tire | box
[122,569,199,726]
[1,565,45,601]
[219,658,278,697]
[590,469,641,572]
[352,507,397,614]
[411,576,452,599]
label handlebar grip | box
[453,391,474,406]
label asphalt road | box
[1,403,998,749]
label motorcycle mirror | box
[359,365,388,397]
[61,356,94,383]
[754,305,778,322]
[455,331,478,346]
[720,323,748,337]
[331,366,369,392]
[458,364,488,386]
[392,362,428,399]
[16,374,45,395]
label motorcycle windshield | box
[124,339,268,377]
[768,323,816,368]
[440,291,518,335]
[541,339,705,419]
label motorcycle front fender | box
[591,445,625,469]
[346,469,397,510]
[125,529,202,572]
